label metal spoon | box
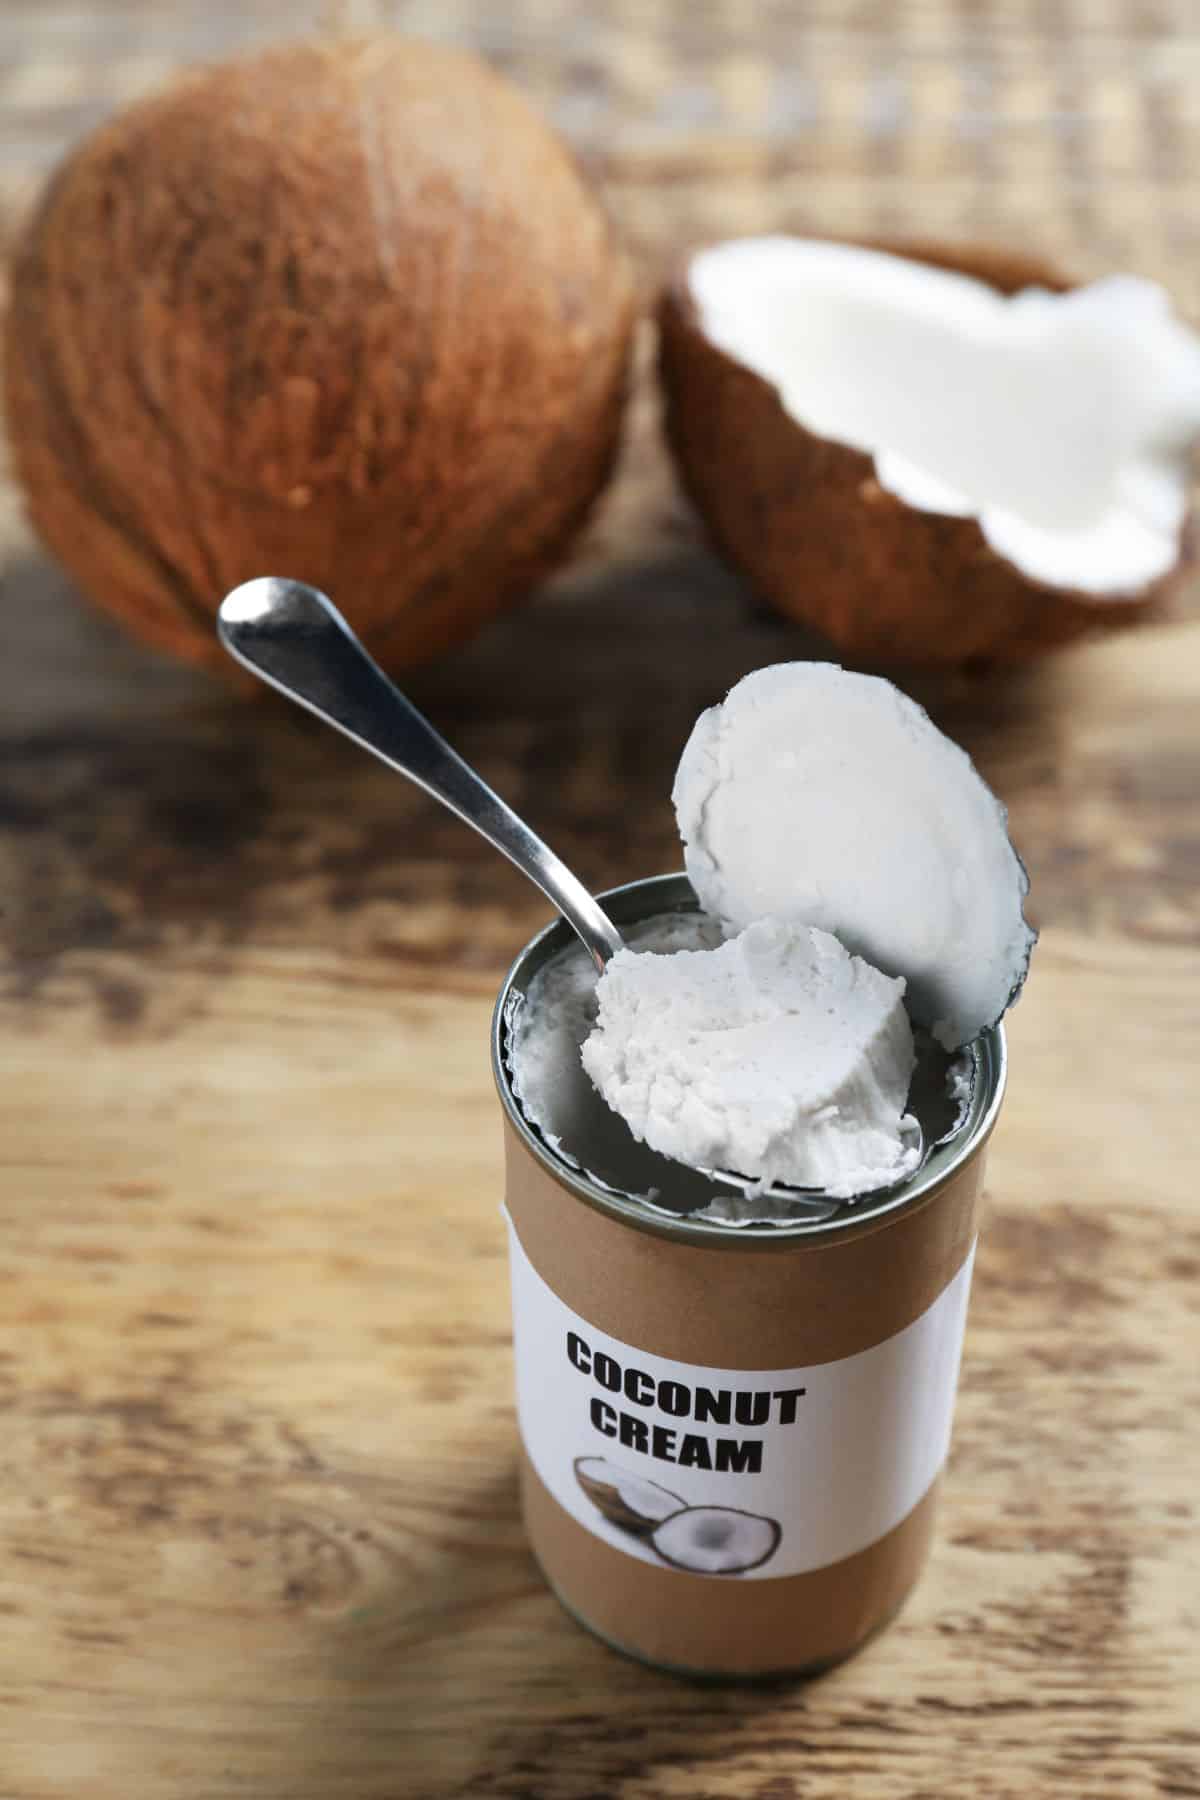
[216,577,624,973]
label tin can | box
[492,874,1006,1678]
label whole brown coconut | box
[5,38,635,673]
[659,240,1185,666]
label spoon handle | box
[217,578,624,972]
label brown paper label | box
[507,1214,974,1580]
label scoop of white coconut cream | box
[673,662,1035,1051]
[688,237,1200,595]
[512,663,1027,1207]
[580,917,919,1197]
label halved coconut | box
[673,662,1036,1049]
[573,1458,685,1536]
[659,236,1200,664]
[650,1506,782,1576]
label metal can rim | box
[491,872,1007,1250]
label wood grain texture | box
[2,4,1200,1797]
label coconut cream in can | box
[493,873,1006,1679]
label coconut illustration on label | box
[651,1507,782,1576]
[573,1458,683,1537]
[574,1463,782,1574]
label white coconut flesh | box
[574,1458,683,1525]
[673,663,1036,1051]
[650,1506,781,1575]
[687,236,1200,594]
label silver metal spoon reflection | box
[216,577,624,974]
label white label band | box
[507,1216,975,1581]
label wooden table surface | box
[2,4,1199,1797]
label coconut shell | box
[658,238,1185,666]
[4,38,636,674]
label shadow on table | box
[300,1456,822,1800]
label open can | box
[492,874,1006,1678]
